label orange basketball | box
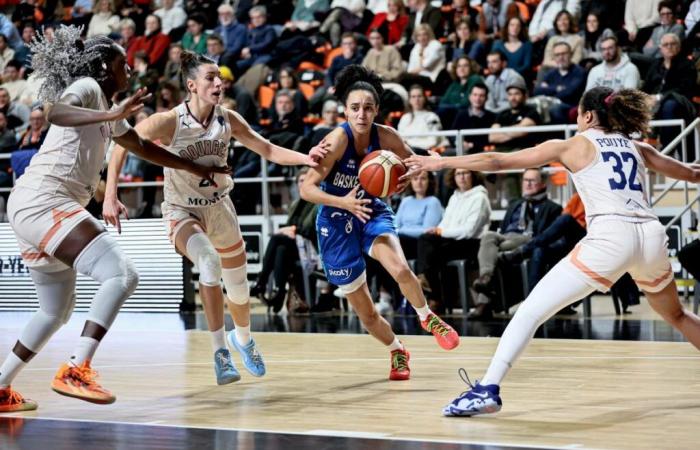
[358,150,407,197]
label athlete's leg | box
[644,282,700,350]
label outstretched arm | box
[48,88,151,127]
[227,109,328,167]
[636,141,700,182]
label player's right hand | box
[112,88,153,121]
[342,185,372,223]
[103,196,129,235]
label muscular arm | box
[47,94,122,127]
[300,129,348,209]
[227,109,311,166]
[637,141,700,183]
[488,118,537,144]
[378,124,414,159]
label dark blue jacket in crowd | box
[533,64,586,106]
[215,21,248,59]
[326,53,364,86]
[247,24,277,58]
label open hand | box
[307,139,331,166]
[111,88,152,121]
[342,185,373,223]
[400,151,443,180]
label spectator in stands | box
[440,0,478,41]
[542,10,584,69]
[119,0,148,35]
[320,0,368,47]
[395,170,443,260]
[484,50,525,113]
[127,14,171,70]
[219,66,259,127]
[0,111,17,152]
[416,169,490,313]
[685,0,700,56]
[181,13,210,55]
[477,0,517,44]
[1,60,26,101]
[204,34,228,66]
[0,87,28,131]
[363,28,405,83]
[0,14,22,50]
[451,83,497,154]
[624,0,662,49]
[529,0,581,43]
[470,168,562,319]
[366,0,408,45]
[163,43,183,87]
[11,0,43,29]
[585,36,640,91]
[579,11,615,68]
[405,24,446,88]
[129,51,160,97]
[309,32,363,113]
[87,0,120,38]
[503,192,586,291]
[12,24,33,68]
[17,106,47,152]
[214,3,247,60]
[437,56,483,128]
[309,99,339,147]
[398,85,448,152]
[492,16,533,77]
[154,0,188,36]
[533,42,586,124]
[284,0,329,34]
[489,78,542,152]
[579,0,625,31]
[185,0,218,29]
[71,0,94,28]
[642,1,684,59]
[448,17,485,67]
[401,0,442,46]
[155,81,180,112]
[643,33,697,151]
[118,18,138,55]
[0,35,15,72]
[266,89,306,152]
[250,168,319,313]
[236,6,278,75]
[277,66,309,118]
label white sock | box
[210,327,226,352]
[234,325,251,346]
[413,304,432,321]
[386,337,403,351]
[70,336,99,366]
[481,358,511,386]
[0,353,26,387]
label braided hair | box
[334,64,384,105]
[580,87,652,137]
[30,25,124,102]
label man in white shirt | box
[585,36,640,91]
[154,0,187,35]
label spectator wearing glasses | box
[236,6,278,75]
[214,4,247,59]
[17,107,48,152]
[533,42,585,124]
[642,1,684,59]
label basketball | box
[358,150,407,197]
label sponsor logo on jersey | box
[178,139,227,160]
[347,159,356,170]
[332,172,359,189]
[320,227,329,237]
[328,267,352,279]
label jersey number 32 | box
[602,151,643,192]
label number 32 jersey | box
[573,128,656,223]
[164,102,233,208]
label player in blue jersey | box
[300,65,460,380]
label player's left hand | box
[306,139,331,167]
[188,163,231,188]
[401,151,442,179]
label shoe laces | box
[2,388,26,405]
[457,367,477,397]
[248,347,263,367]
[70,363,100,388]
[426,314,451,337]
[217,351,233,369]
[391,350,408,371]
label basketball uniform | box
[7,77,131,271]
[317,122,397,286]
[160,103,243,255]
[566,128,672,293]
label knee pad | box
[75,233,140,296]
[338,271,366,295]
[222,265,249,304]
[186,233,221,286]
[30,268,77,324]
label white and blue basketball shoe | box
[214,348,241,385]
[228,331,266,377]
[442,369,502,417]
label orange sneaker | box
[421,313,460,350]
[0,386,37,412]
[389,347,410,381]
[51,361,115,404]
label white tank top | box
[15,77,131,206]
[573,128,656,224]
[163,102,233,208]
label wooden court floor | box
[1,327,699,449]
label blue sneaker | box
[214,348,241,385]
[228,332,266,377]
[442,369,502,417]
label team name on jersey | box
[596,137,631,148]
[332,172,359,189]
[178,139,227,160]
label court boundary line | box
[4,415,595,450]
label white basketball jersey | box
[573,128,656,223]
[164,102,233,208]
[16,77,131,206]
